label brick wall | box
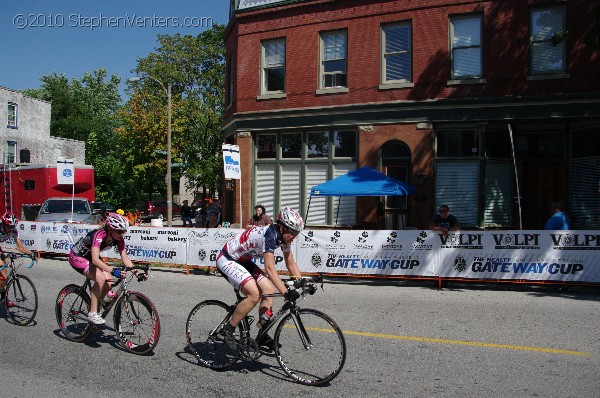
[225,0,600,118]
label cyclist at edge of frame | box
[0,212,35,308]
[216,206,304,352]
[68,213,136,325]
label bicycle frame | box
[0,253,36,292]
[64,265,150,324]
[230,276,320,350]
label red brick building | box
[222,0,600,229]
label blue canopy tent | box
[307,166,416,228]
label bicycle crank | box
[239,337,259,360]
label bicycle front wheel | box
[5,275,38,326]
[55,284,92,342]
[274,308,346,386]
[113,292,160,355]
[186,300,239,370]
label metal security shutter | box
[256,164,276,217]
[305,163,328,225]
[280,164,302,212]
[333,163,356,225]
[435,161,478,226]
[483,161,512,227]
[570,158,600,228]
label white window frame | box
[7,102,17,128]
[449,14,483,80]
[530,6,566,75]
[260,38,286,96]
[319,30,348,91]
[381,22,412,84]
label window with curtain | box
[450,15,482,79]
[382,22,412,83]
[320,30,347,89]
[530,6,565,75]
[262,38,286,93]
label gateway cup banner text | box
[17,222,600,283]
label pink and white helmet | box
[277,207,304,232]
[1,212,17,226]
[105,213,129,232]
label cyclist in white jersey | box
[0,213,34,308]
[216,207,303,350]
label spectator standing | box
[181,200,193,227]
[246,204,273,228]
[544,202,571,230]
[430,205,461,236]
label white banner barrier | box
[15,221,600,283]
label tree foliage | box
[118,24,226,202]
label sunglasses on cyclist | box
[286,228,300,237]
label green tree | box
[120,24,226,201]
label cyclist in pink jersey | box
[216,206,304,351]
[69,213,135,325]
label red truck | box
[1,163,95,220]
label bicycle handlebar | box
[2,252,38,270]
[116,263,151,282]
[284,274,324,298]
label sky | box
[1,1,230,99]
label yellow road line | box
[286,325,590,356]
[343,330,591,357]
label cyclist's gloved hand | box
[111,268,123,279]
[284,288,300,302]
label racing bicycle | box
[185,275,346,386]
[0,252,38,326]
[55,263,160,355]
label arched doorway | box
[379,140,411,229]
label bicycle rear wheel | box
[113,292,160,355]
[274,308,346,386]
[55,284,92,342]
[186,300,239,370]
[5,275,38,326]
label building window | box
[307,132,329,158]
[450,15,482,79]
[320,30,347,89]
[261,38,286,94]
[7,102,17,128]
[257,134,276,159]
[530,6,566,75]
[281,133,301,158]
[254,130,357,225]
[24,180,35,190]
[437,130,479,157]
[381,22,412,83]
[6,141,17,164]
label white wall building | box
[1,86,86,165]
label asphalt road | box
[1,256,599,398]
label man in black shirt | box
[430,205,460,236]
[181,200,193,227]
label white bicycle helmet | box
[105,213,129,232]
[277,207,304,233]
